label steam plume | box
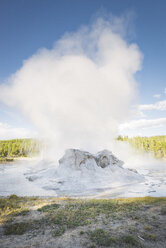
[0,18,142,158]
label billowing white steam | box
[0,18,142,158]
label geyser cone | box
[25,149,144,197]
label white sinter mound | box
[59,149,124,169]
[25,149,143,197]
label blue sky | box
[0,0,166,139]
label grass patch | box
[143,233,156,241]
[53,226,65,237]
[47,206,92,228]
[0,157,14,163]
[41,196,166,230]
[1,195,164,227]
[0,195,50,224]
[4,222,31,235]
[120,234,141,247]
[13,209,30,216]
[1,195,166,241]
[144,225,152,231]
[89,229,116,247]
[37,203,59,212]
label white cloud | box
[130,106,146,118]
[0,17,142,155]
[0,122,35,140]
[119,117,166,131]
[153,94,161,98]
[139,100,166,111]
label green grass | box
[1,195,166,240]
[0,194,48,224]
[142,233,156,241]
[37,203,60,212]
[52,226,66,237]
[46,205,93,228]
[144,225,152,231]
[0,157,14,163]
[89,229,116,246]
[1,196,166,226]
[13,209,30,216]
[120,234,141,247]
[4,222,31,235]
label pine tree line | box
[0,139,40,158]
[117,135,166,159]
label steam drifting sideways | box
[0,17,142,157]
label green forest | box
[0,139,40,162]
[117,135,166,159]
[0,136,166,163]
